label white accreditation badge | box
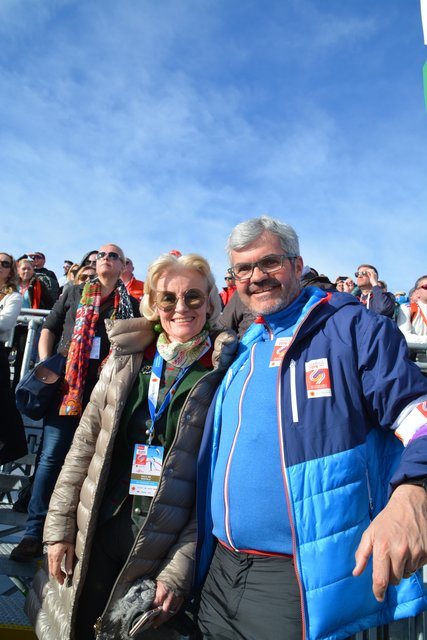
[129,444,164,496]
[89,336,101,359]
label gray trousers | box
[198,542,303,640]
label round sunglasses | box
[155,289,207,312]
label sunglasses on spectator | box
[155,289,207,312]
[0,260,12,268]
[224,276,234,281]
[229,254,296,282]
[84,259,97,267]
[96,251,123,262]
[28,254,43,260]
[77,273,94,283]
[354,271,369,278]
[418,284,427,290]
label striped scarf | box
[59,278,134,416]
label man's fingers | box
[353,529,373,577]
[372,549,391,602]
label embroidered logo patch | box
[305,358,332,398]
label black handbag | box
[15,352,66,420]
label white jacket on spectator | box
[397,301,427,348]
[0,291,23,346]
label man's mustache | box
[248,278,280,293]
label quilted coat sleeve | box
[155,507,197,597]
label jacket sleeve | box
[369,286,396,318]
[155,507,197,597]
[0,292,23,333]
[397,304,427,348]
[43,285,79,348]
[356,312,427,485]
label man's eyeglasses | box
[155,289,206,312]
[96,251,123,262]
[418,284,427,291]
[0,260,11,268]
[229,254,297,282]
[354,271,369,278]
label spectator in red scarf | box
[10,244,140,562]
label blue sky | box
[1,0,426,293]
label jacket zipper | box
[366,469,374,519]
[95,365,217,637]
[277,363,307,639]
[275,294,333,640]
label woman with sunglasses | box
[0,252,27,464]
[11,257,55,390]
[11,244,140,563]
[25,252,237,640]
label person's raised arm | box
[38,327,57,360]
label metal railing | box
[9,309,50,382]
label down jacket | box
[25,317,238,640]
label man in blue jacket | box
[197,216,427,640]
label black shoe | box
[10,537,43,562]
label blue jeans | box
[25,408,79,540]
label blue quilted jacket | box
[196,288,427,640]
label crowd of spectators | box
[0,236,426,640]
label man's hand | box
[152,580,184,628]
[47,542,75,585]
[353,484,427,602]
[367,269,379,287]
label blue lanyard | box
[147,350,190,441]
[146,339,211,443]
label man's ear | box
[294,256,304,279]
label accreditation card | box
[129,444,164,496]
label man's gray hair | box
[226,216,300,263]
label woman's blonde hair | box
[141,253,221,326]
[0,252,19,294]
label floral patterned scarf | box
[59,278,134,416]
[156,328,210,368]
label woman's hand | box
[47,542,75,585]
[152,580,184,627]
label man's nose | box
[251,264,269,280]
